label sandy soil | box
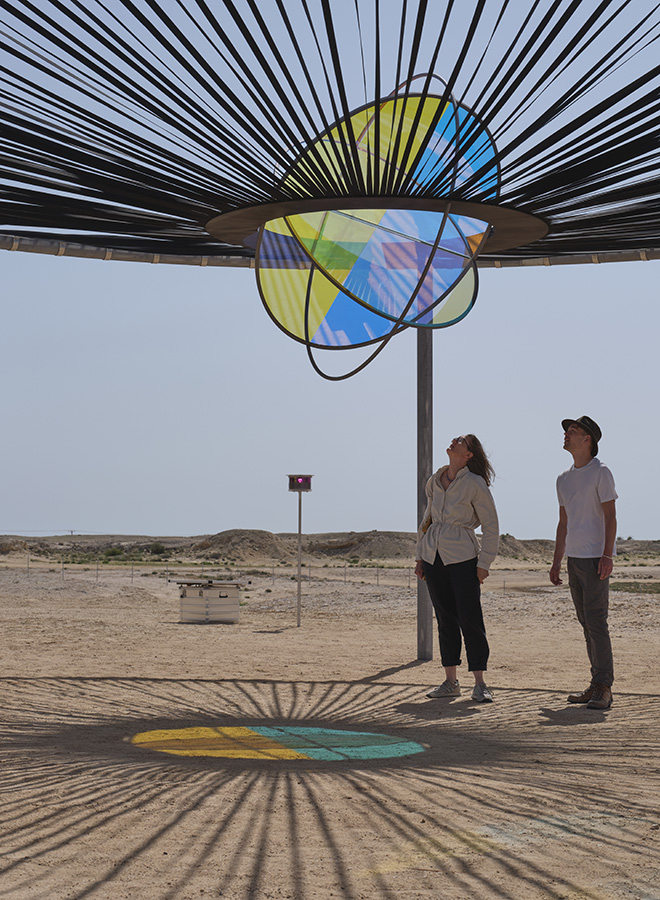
[1,542,660,900]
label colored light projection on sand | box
[255,84,499,377]
[132,725,426,761]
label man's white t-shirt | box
[556,457,618,558]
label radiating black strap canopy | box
[1,0,660,260]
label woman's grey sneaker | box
[426,679,460,698]
[472,683,494,703]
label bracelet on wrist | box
[602,554,613,560]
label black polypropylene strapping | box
[0,0,659,259]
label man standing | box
[550,416,617,710]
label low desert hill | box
[2,530,659,564]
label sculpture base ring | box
[206,198,548,253]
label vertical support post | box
[417,328,434,660]
[297,491,302,627]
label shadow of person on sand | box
[539,706,609,725]
[357,660,430,682]
[396,698,484,721]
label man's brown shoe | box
[586,683,613,709]
[567,686,593,703]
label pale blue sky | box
[1,249,658,539]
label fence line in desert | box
[13,557,516,598]
[17,555,417,590]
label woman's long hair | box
[464,434,495,486]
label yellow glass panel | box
[283,110,372,194]
[328,108,371,144]
[259,267,325,340]
[432,268,475,325]
[364,97,446,171]
[283,214,323,242]
[264,216,295,237]
[283,96,448,194]
[339,208,388,227]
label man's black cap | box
[562,415,602,450]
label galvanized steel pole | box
[417,329,434,660]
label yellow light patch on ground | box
[131,726,309,759]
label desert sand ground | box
[1,532,660,900]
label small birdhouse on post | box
[288,474,313,625]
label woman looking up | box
[415,434,499,702]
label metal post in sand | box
[297,492,302,627]
[287,474,312,627]
[417,328,434,660]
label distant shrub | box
[611,581,660,594]
[0,540,25,555]
[147,542,169,556]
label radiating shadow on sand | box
[1,677,659,900]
